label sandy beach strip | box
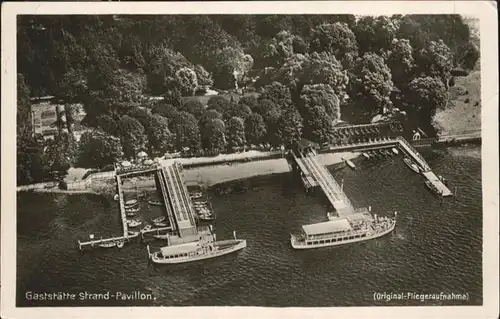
[108,151,359,192]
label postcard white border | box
[2,1,498,319]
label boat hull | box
[290,223,395,250]
[149,239,246,264]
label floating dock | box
[422,171,453,197]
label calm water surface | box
[16,146,482,307]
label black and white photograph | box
[1,1,498,318]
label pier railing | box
[396,137,431,172]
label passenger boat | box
[148,200,163,206]
[127,219,142,227]
[152,216,166,223]
[290,212,397,250]
[99,241,117,248]
[392,148,399,155]
[147,231,246,265]
[362,152,370,159]
[403,158,420,173]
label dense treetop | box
[17,15,479,185]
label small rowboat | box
[141,225,152,232]
[126,207,140,213]
[152,216,166,223]
[126,212,137,217]
[392,148,399,155]
[125,199,139,208]
[114,194,119,201]
[153,234,169,240]
[148,200,163,206]
[199,213,216,221]
[99,241,116,248]
[362,152,370,159]
[190,192,203,199]
[403,158,420,173]
[127,219,142,227]
[116,241,125,248]
[343,158,356,170]
[154,221,168,227]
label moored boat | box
[290,212,397,250]
[99,241,117,248]
[126,211,137,217]
[153,221,168,227]
[152,216,166,223]
[392,148,399,155]
[199,213,216,221]
[343,158,356,170]
[147,231,246,265]
[148,200,163,206]
[190,192,203,199]
[127,219,142,227]
[403,158,420,173]
[141,225,152,232]
[362,152,370,159]
[125,199,139,208]
[153,234,170,240]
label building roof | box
[302,219,352,236]
[160,241,200,256]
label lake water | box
[16,146,482,307]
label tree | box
[207,96,231,113]
[245,113,267,145]
[349,53,394,117]
[213,47,254,89]
[194,64,214,89]
[181,99,206,119]
[301,52,349,103]
[352,16,399,55]
[387,38,415,89]
[77,130,123,169]
[96,114,119,136]
[276,106,303,147]
[175,67,198,96]
[302,105,335,144]
[309,22,359,68]
[415,39,453,84]
[56,68,88,104]
[203,118,227,153]
[256,30,299,68]
[227,117,246,151]
[300,84,341,121]
[45,132,78,175]
[151,102,180,128]
[224,103,252,122]
[459,41,479,70]
[238,95,259,112]
[146,114,173,156]
[173,111,201,151]
[118,115,147,159]
[406,76,447,131]
[259,81,293,110]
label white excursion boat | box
[127,219,142,227]
[403,158,420,173]
[148,200,163,206]
[290,212,397,250]
[392,148,399,155]
[152,216,166,223]
[147,231,246,265]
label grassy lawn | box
[433,70,481,135]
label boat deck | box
[422,171,453,197]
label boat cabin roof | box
[160,241,200,256]
[302,219,352,236]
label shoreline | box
[115,151,360,193]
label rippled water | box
[16,146,482,307]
